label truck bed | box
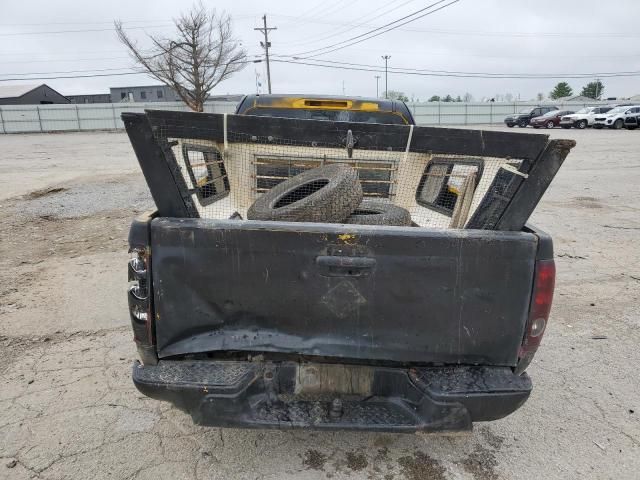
[123,109,570,431]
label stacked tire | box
[247,164,411,226]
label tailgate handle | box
[315,256,376,277]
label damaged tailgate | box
[151,218,538,366]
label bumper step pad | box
[133,360,257,390]
[133,360,531,432]
[253,399,416,428]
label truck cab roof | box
[235,94,416,125]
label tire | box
[518,120,528,128]
[247,164,363,223]
[345,199,412,226]
[546,121,555,129]
[613,119,624,129]
[506,124,514,128]
[577,120,588,129]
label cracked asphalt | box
[0,128,639,479]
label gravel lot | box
[0,127,639,480]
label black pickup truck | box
[123,95,574,433]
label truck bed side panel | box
[151,219,537,366]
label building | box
[67,94,112,104]
[0,84,70,105]
[553,95,595,103]
[110,85,179,103]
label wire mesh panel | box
[142,111,542,230]
[158,133,525,229]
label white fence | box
[0,99,614,134]
[0,101,237,134]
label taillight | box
[128,246,157,364]
[515,259,555,374]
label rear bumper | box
[133,360,532,432]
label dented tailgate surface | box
[151,218,537,366]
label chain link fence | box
[0,99,614,134]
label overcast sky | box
[1,0,639,101]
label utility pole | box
[255,15,277,94]
[381,55,391,99]
[375,75,380,97]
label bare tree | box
[115,3,247,112]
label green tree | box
[581,80,604,99]
[550,82,573,99]
[455,95,462,102]
[443,94,453,102]
[428,95,441,102]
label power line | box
[271,58,640,79]
[276,56,637,78]
[1,67,135,76]
[0,72,146,82]
[0,59,260,82]
[0,15,258,27]
[303,0,462,59]
[0,19,175,27]
[0,56,130,65]
[281,0,416,49]
[268,14,640,38]
[285,0,452,58]
[0,24,173,37]
[277,0,346,28]
[5,56,640,82]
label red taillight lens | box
[515,259,555,374]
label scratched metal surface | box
[150,218,537,365]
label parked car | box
[121,94,576,433]
[529,110,574,129]
[504,106,559,128]
[559,106,613,129]
[592,105,640,129]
